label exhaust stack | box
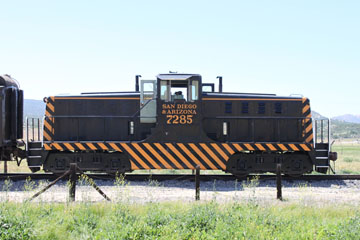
[217,76,223,92]
[135,75,141,92]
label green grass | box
[332,142,360,174]
[0,201,359,239]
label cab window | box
[161,79,199,102]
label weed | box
[23,177,36,192]
[2,178,13,201]
[114,172,131,203]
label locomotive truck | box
[0,73,337,176]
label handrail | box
[131,97,155,118]
[26,117,42,145]
[204,116,311,143]
[313,118,330,145]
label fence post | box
[195,165,200,201]
[276,164,282,200]
[69,163,77,202]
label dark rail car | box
[0,73,337,176]
[0,75,25,162]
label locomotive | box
[1,73,337,176]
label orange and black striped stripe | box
[43,97,55,141]
[43,142,313,170]
[302,98,313,143]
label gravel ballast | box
[1,178,360,205]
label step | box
[315,166,329,168]
[28,142,42,148]
[27,156,42,159]
[29,148,43,151]
[316,157,329,160]
[315,149,328,152]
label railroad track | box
[1,173,360,181]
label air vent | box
[225,102,232,113]
[258,102,265,114]
[242,102,249,114]
[275,102,282,114]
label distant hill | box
[332,114,360,124]
[24,99,45,119]
[330,119,360,139]
[311,111,326,119]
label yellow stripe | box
[232,143,243,152]
[188,144,217,170]
[47,103,54,112]
[200,143,226,170]
[44,120,52,131]
[132,143,161,169]
[222,143,235,154]
[278,144,288,151]
[50,96,55,101]
[109,143,122,152]
[306,123,313,133]
[302,97,307,104]
[130,161,140,170]
[64,143,74,151]
[203,98,302,101]
[305,113,312,123]
[166,143,194,169]
[121,143,150,169]
[302,105,310,114]
[244,143,255,151]
[289,144,299,151]
[86,143,97,150]
[74,143,86,150]
[266,143,277,151]
[45,110,51,116]
[300,144,311,151]
[154,143,183,169]
[255,144,265,151]
[143,143,172,169]
[55,97,140,100]
[43,131,51,141]
[306,135,313,143]
[44,144,51,150]
[177,143,205,169]
[52,143,63,151]
[98,142,108,151]
[211,143,229,160]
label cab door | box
[140,80,157,123]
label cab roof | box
[156,73,201,81]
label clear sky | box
[1,0,359,117]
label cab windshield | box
[160,80,198,102]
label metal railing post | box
[26,117,29,150]
[32,118,35,141]
[37,118,40,141]
[276,164,282,200]
[321,120,324,143]
[69,163,77,202]
[195,165,200,201]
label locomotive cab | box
[140,74,206,142]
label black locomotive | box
[1,73,337,176]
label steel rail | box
[1,173,360,181]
